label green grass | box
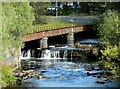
[34,22,81,32]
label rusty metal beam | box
[22,26,84,42]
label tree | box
[32,2,51,23]
[80,2,120,15]
[2,1,35,67]
[98,10,120,80]
[99,10,120,45]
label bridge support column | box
[67,33,74,46]
[40,37,48,48]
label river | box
[2,38,120,88]
[2,56,120,88]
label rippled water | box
[25,61,120,88]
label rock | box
[93,75,96,77]
[38,75,42,79]
[96,80,106,84]
[96,75,102,78]
[23,76,28,80]
[17,78,23,84]
[103,77,109,81]
[93,75,102,78]
[40,70,48,73]
[12,68,22,73]
[14,72,25,77]
[29,70,34,73]
[28,75,33,78]
[103,71,112,77]
[18,73,25,77]
[23,70,34,74]
[86,71,104,76]
[94,67,102,70]
[85,65,94,71]
[42,76,51,79]
[35,71,41,76]
[86,72,90,75]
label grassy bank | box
[34,21,80,32]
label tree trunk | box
[15,47,21,69]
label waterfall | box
[40,49,61,59]
[21,47,85,69]
[63,50,67,61]
[21,47,84,60]
[21,49,31,59]
[27,49,31,58]
[41,49,51,59]
[21,50,25,58]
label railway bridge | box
[22,16,99,49]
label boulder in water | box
[103,77,109,81]
[42,76,51,79]
[86,71,104,76]
[38,75,42,79]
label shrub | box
[1,63,17,84]
[100,45,120,80]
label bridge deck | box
[23,26,85,42]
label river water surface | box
[22,59,120,88]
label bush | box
[1,63,17,84]
[100,44,120,80]
[98,10,120,80]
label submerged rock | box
[96,80,106,84]
[42,76,51,79]
[93,75,102,78]
[86,71,104,76]
[38,75,51,79]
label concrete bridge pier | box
[67,32,74,46]
[40,37,48,48]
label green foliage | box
[87,2,105,14]
[98,10,120,80]
[100,45,120,80]
[1,2,35,84]
[37,16,47,24]
[99,10,120,45]
[2,1,35,59]
[1,63,17,84]
[80,2,120,15]
[33,2,51,23]
[101,45,119,63]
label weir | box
[21,46,85,69]
[21,47,84,60]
